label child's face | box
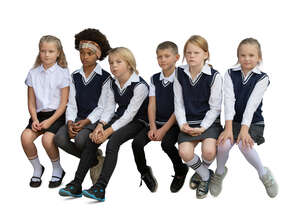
[185,42,208,68]
[109,54,130,79]
[39,41,60,68]
[80,48,99,67]
[156,49,179,72]
[238,44,261,72]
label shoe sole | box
[196,193,208,199]
[82,190,105,202]
[59,189,82,198]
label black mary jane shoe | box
[29,165,45,188]
[48,170,65,188]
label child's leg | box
[42,132,64,182]
[21,129,43,181]
[216,139,234,175]
[131,126,151,174]
[200,138,217,180]
[237,141,266,177]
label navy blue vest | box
[229,69,269,124]
[111,76,149,122]
[176,66,219,125]
[72,69,110,119]
[151,72,174,124]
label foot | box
[209,167,228,197]
[196,169,213,199]
[29,165,45,188]
[140,166,158,192]
[59,181,82,198]
[90,149,104,185]
[82,184,105,202]
[49,170,66,188]
[260,167,278,198]
[170,165,189,193]
[189,172,201,190]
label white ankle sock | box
[29,157,43,182]
[51,159,63,182]
[216,139,234,175]
[238,141,266,178]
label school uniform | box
[224,65,269,145]
[72,72,149,188]
[24,63,70,134]
[132,70,187,176]
[54,64,111,158]
[174,63,223,143]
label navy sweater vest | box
[72,70,110,119]
[176,67,219,124]
[151,73,174,124]
[229,69,269,124]
[111,76,149,122]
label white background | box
[1,0,299,213]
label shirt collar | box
[78,63,102,76]
[180,63,212,77]
[114,72,139,90]
[159,69,176,82]
[231,64,261,74]
[40,62,58,73]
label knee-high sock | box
[216,139,234,175]
[238,141,266,178]
[185,154,210,181]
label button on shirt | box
[100,72,149,131]
[174,63,223,129]
[66,64,111,124]
[25,63,70,112]
[224,65,269,127]
[149,70,175,97]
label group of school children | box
[21,28,278,202]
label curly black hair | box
[75,28,111,61]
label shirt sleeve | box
[241,75,269,127]
[201,73,223,129]
[173,74,187,128]
[111,83,148,131]
[25,70,33,87]
[60,68,71,88]
[149,76,156,97]
[65,77,77,122]
[224,70,236,121]
[87,77,111,124]
[100,83,116,124]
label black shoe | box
[170,165,189,193]
[29,165,45,188]
[196,169,214,199]
[49,170,65,188]
[82,184,105,202]
[140,166,158,192]
[59,181,82,198]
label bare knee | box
[179,143,194,162]
[21,129,37,146]
[42,132,55,149]
[202,149,216,161]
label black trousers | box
[74,119,145,188]
[131,125,186,175]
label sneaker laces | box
[198,180,208,193]
[211,173,222,185]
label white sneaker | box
[90,149,104,185]
[260,167,278,198]
[209,167,228,197]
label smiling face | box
[80,48,99,67]
[185,42,208,68]
[156,48,179,73]
[108,53,131,79]
[39,41,60,69]
[238,43,261,72]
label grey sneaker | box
[90,149,104,185]
[196,169,213,199]
[209,167,228,197]
[260,167,278,198]
[189,172,201,190]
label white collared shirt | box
[149,70,175,97]
[66,64,111,123]
[174,63,223,129]
[224,64,269,127]
[25,63,70,112]
[100,72,149,131]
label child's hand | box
[154,128,167,141]
[73,119,89,132]
[148,128,157,141]
[32,120,41,132]
[217,129,234,145]
[93,129,110,144]
[237,125,254,149]
[181,123,193,134]
[90,124,104,143]
[189,127,205,136]
[68,121,78,139]
[39,119,52,130]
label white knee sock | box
[186,154,210,181]
[238,141,266,178]
[51,159,64,182]
[29,157,43,182]
[216,139,234,175]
